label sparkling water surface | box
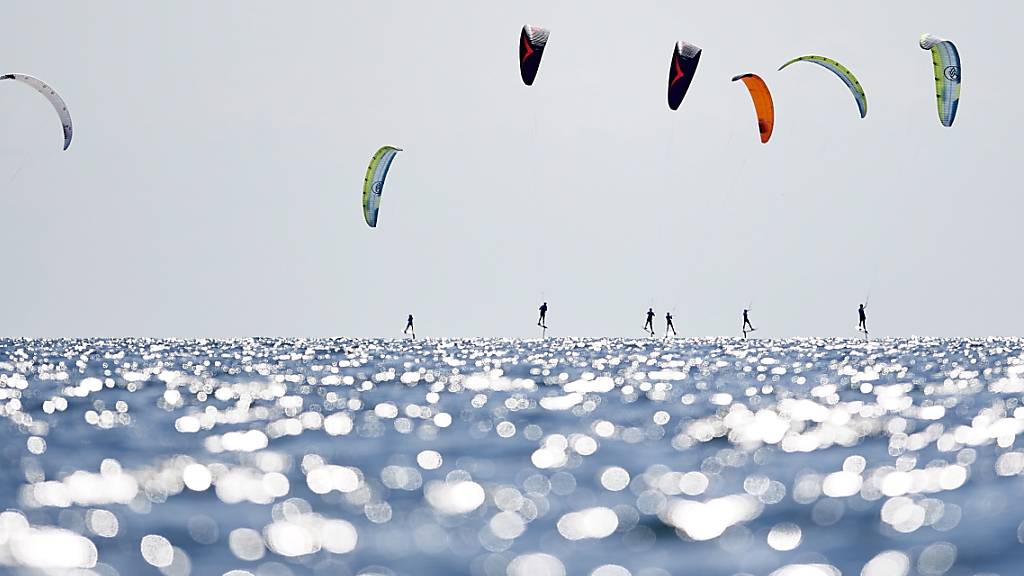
[1,337,1023,576]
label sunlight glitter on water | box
[0,337,1023,574]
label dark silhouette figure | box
[858,304,868,333]
[742,309,755,336]
[644,308,655,335]
[404,314,415,339]
[538,302,548,328]
[665,312,677,337]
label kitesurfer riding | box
[644,308,655,335]
[858,304,868,333]
[538,302,548,328]
[666,312,677,337]
[742,309,755,333]
[404,314,415,339]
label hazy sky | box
[0,1,1019,338]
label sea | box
[0,337,1022,576]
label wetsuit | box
[538,303,548,327]
[644,309,655,334]
[666,312,677,336]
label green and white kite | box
[920,33,961,127]
[778,55,867,119]
[362,146,402,228]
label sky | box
[0,0,1019,338]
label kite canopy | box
[668,41,702,110]
[920,33,961,127]
[362,146,402,228]
[778,55,867,118]
[0,74,73,150]
[519,25,550,86]
[732,74,774,144]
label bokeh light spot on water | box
[228,528,265,561]
[591,565,631,576]
[661,494,763,541]
[678,471,708,496]
[425,479,486,515]
[507,553,565,576]
[600,467,630,491]
[1,337,1023,574]
[861,550,910,576]
[0,510,98,570]
[490,511,526,540]
[26,435,46,454]
[140,534,174,567]
[182,463,212,491]
[767,522,802,551]
[186,515,218,545]
[556,506,618,540]
[822,470,862,497]
[770,565,840,576]
[86,509,118,538]
[416,449,443,470]
[917,542,957,575]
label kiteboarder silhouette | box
[644,308,655,336]
[404,314,415,339]
[742,309,756,338]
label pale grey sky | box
[0,1,1018,338]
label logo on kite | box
[372,181,384,195]
[920,33,961,127]
[521,37,535,64]
[670,60,686,87]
